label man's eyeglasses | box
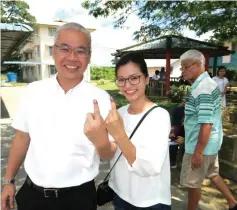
[54,44,90,57]
[180,62,197,71]
[116,75,144,87]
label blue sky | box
[24,0,212,66]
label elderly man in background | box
[1,22,116,210]
[180,49,237,210]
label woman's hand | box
[176,136,184,144]
[105,97,126,141]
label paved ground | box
[1,86,237,210]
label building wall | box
[38,25,55,66]
[209,42,237,73]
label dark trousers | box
[169,144,179,166]
[113,193,171,210]
[15,179,97,210]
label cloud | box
[24,0,213,67]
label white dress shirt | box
[12,76,111,188]
[109,104,171,207]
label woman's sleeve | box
[225,77,229,87]
[126,108,171,177]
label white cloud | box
[24,0,140,66]
[24,0,213,66]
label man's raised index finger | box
[110,96,117,110]
[93,99,101,116]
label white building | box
[20,21,95,82]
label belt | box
[26,176,73,198]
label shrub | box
[167,85,190,103]
[96,79,105,85]
[90,66,115,80]
[222,103,237,123]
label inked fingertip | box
[110,96,114,102]
[93,99,98,104]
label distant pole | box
[213,56,217,76]
[204,53,210,71]
[165,50,171,94]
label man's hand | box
[1,184,16,210]
[191,153,203,170]
[105,97,126,141]
[84,99,108,147]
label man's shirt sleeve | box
[11,84,32,132]
[196,93,215,124]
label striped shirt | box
[184,72,223,155]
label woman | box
[104,53,171,209]
[212,66,229,107]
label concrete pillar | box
[84,64,91,82]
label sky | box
[24,0,212,67]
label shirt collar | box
[191,72,209,89]
[52,73,85,93]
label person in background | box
[169,104,185,168]
[159,67,166,81]
[180,49,237,210]
[212,66,229,107]
[208,72,213,78]
[1,22,116,210]
[152,70,160,81]
[105,53,171,209]
[151,70,160,95]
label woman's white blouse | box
[212,76,229,93]
[109,104,171,207]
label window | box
[49,65,56,76]
[36,46,40,57]
[49,47,53,56]
[25,53,32,60]
[48,28,56,36]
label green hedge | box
[90,66,115,81]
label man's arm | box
[195,123,212,155]
[5,130,30,180]
[191,123,213,170]
[95,141,117,160]
[1,130,30,210]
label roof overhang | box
[112,35,236,59]
[1,23,33,62]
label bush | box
[90,66,115,80]
[167,85,190,103]
[96,79,105,85]
[222,103,237,123]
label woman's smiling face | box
[116,61,149,102]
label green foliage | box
[91,66,115,80]
[1,1,36,26]
[82,1,237,43]
[96,79,105,85]
[226,70,237,82]
[167,85,190,103]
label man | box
[179,49,237,210]
[1,22,116,210]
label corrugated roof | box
[1,23,33,62]
[0,23,33,32]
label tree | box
[1,1,36,80]
[1,1,36,26]
[82,1,237,43]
